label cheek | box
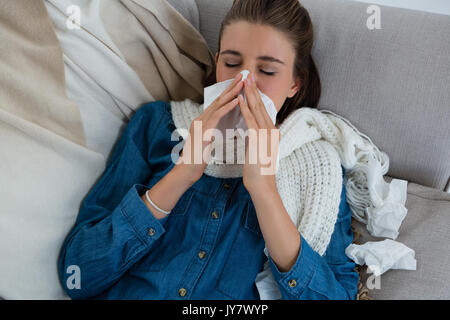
[216,64,235,83]
[258,81,287,112]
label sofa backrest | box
[167,0,200,32]
[194,0,450,190]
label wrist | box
[170,163,202,185]
[246,179,278,198]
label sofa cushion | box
[195,0,450,190]
[352,182,450,299]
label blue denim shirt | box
[58,101,359,300]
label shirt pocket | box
[132,188,195,272]
[216,200,266,299]
[166,186,195,216]
[145,173,194,216]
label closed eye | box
[261,70,276,76]
[225,63,276,76]
[225,63,239,68]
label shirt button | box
[288,279,297,288]
[223,183,231,189]
[211,211,219,219]
[198,250,206,259]
[178,288,187,297]
[148,228,155,236]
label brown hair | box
[217,0,321,126]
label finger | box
[238,94,259,163]
[238,94,258,131]
[208,97,239,128]
[224,72,243,94]
[249,77,274,128]
[210,73,243,109]
[250,76,273,128]
[244,78,267,128]
[204,79,244,117]
[218,79,244,106]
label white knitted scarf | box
[170,98,408,299]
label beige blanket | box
[0,0,214,299]
[0,0,86,145]
[45,0,215,161]
[102,0,214,103]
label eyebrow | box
[220,50,285,65]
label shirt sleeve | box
[267,172,359,300]
[58,101,175,299]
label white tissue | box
[345,239,417,276]
[254,260,282,300]
[203,69,278,138]
[365,155,408,239]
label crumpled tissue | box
[345,239,417,277]
[254,260,282,300]
[203,69,278,137]
[365,155,408,239]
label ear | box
[287,76,301,98]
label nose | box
[239,67,257,84]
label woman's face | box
[215,21,301,112]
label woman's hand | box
[239,73,280,195]
[176,73,244,183]
[238,74,301,273]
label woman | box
[58,0,359,300]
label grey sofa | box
[172,0,450,299]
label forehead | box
[220,21,295,61]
